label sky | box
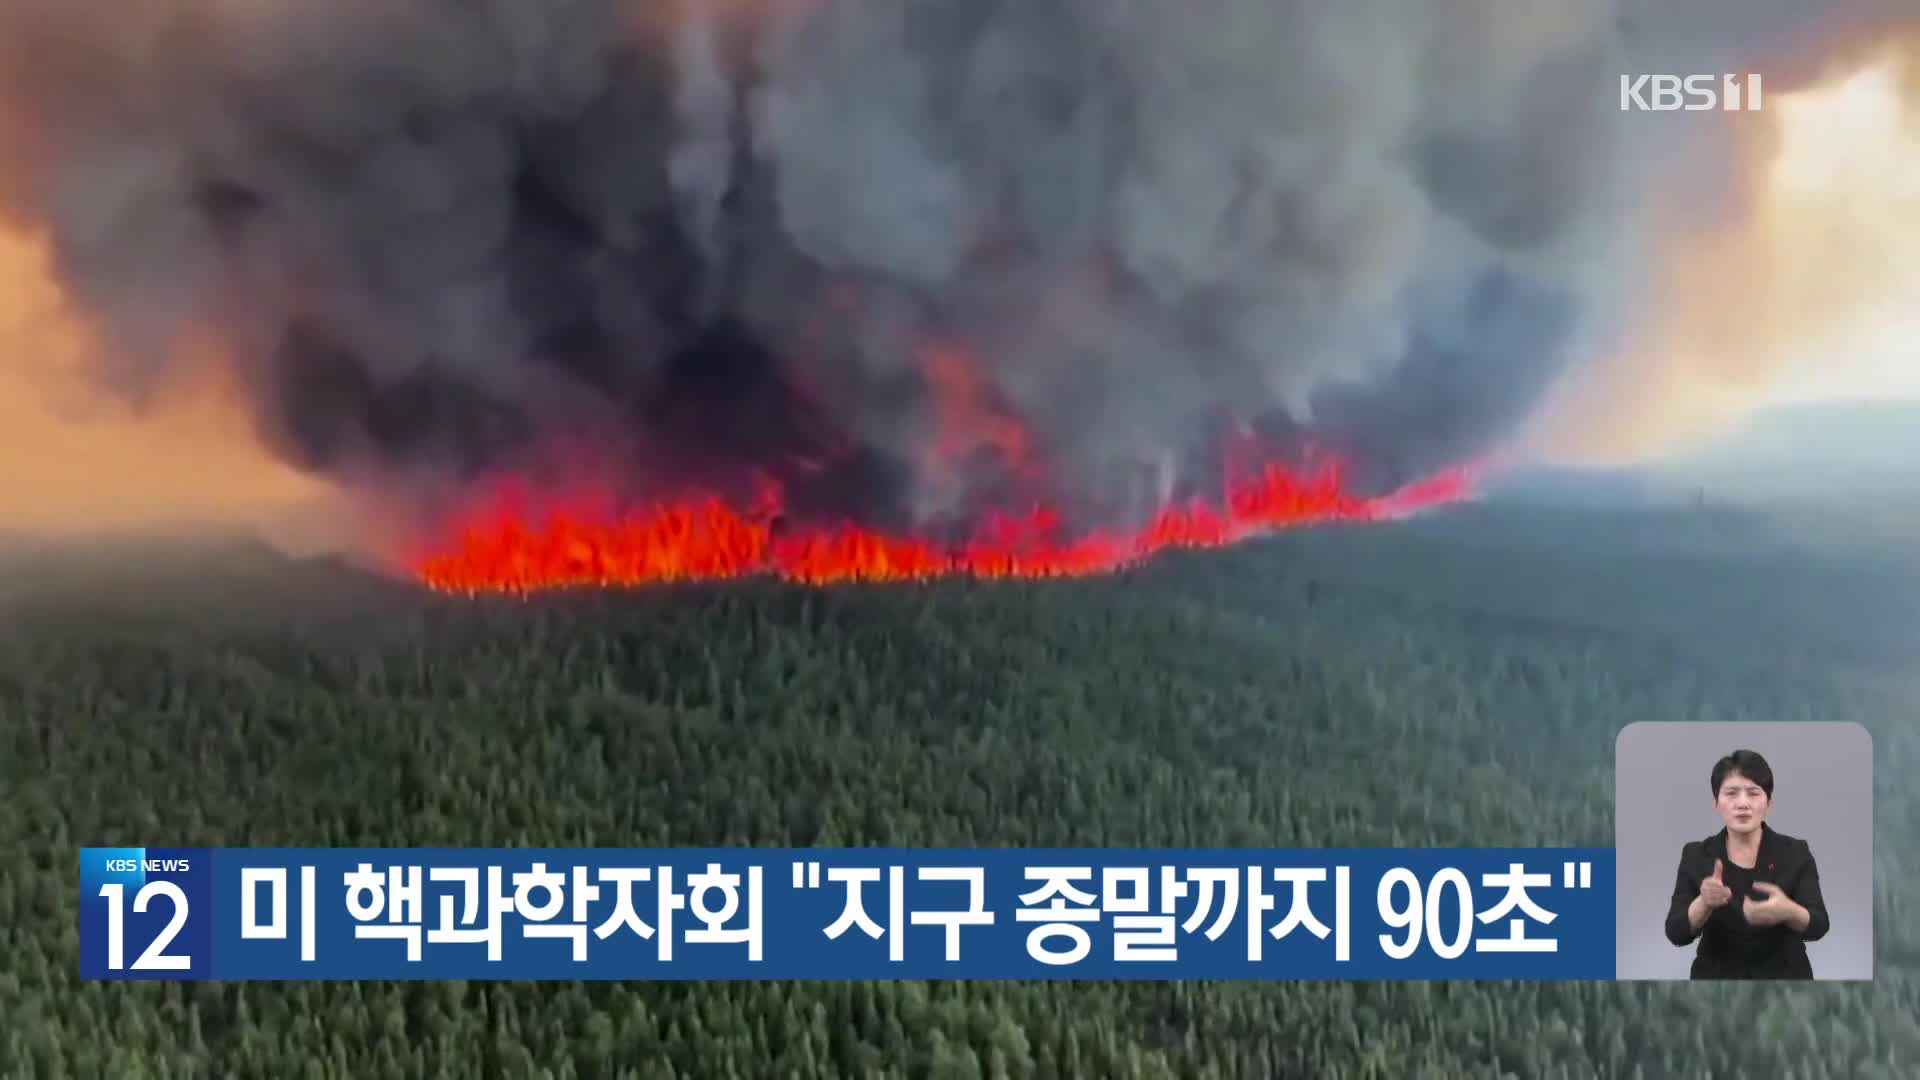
[0,225,346,542]
[1523,49,1920,466]
[1762,61,1920,404]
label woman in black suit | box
[1665,749,1830,979]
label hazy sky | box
[1750,61,1920,405]
[1775,333,1920,403]
[1524,50,1920,466]
[0,225,333,538]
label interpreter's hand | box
[1698,859,1733,909]
[1743,881,1797,927]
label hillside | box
[3,505,1918,1077]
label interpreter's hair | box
[1710,749,1775,800]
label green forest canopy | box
[3,503,1916,1078]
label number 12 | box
[98,882,191,970]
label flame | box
[918,342,1041,485]
[409,455,1476,593]
[409,303,1479,593]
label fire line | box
[410,459,1475,593]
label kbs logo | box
[1620,74,1764,112]
[102,857,192,873]
[80,847,212,979]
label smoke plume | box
[0,0,1914,544]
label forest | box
[2,500,1917,1078]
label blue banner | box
[79,848,1615,980]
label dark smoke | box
[0,0,1912,532]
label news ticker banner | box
[80,847,1615,980]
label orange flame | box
[918,342,1041,485]
[409,456,1477,593]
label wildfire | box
[405,314,1480,594]
[409,456,1476,593]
